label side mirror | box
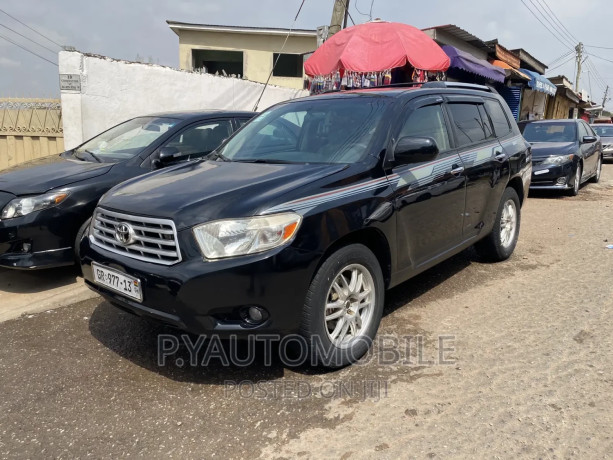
[153,146,181,169]
[393,136,439,166]
[582,135,597,144]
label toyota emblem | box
[114,222,135,246]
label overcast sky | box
[0,0,612,105]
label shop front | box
[518,69,557,120]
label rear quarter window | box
[484,99,512,137]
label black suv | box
[80,83,532,367]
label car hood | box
[100,160,347,229]
[529,142,577,158]
[0,154,113,195]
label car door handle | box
[494,150,506,162]
[449,166,465,176]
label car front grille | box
[90,209,181,265]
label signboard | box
[59,74,81,92]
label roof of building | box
[510,48,548,74]
[422,25,490,51]
[167,21,318,37]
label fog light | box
[240,306,267,325]
[556,177,567,185]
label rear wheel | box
[591,155,602,183]
[474,187,520,262]
[299,244,384,368]
[569,163,582,196]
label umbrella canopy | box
[442,45,506,83]
[304,21,450,76]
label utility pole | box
[575,42,583,92]
[602,85,609,108]
[329,0,348,38]
[343,0,350,29]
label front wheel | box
[591,155,602,183]
[569,163,582,196]
[299,244,384,368]
[474,187,521,262]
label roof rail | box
[421,81,495,92]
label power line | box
[0,8,62,48]
[0,31,58,66]
[587,52,613,66]
[585,45,613,51]
[526,0,575,49]
[0,22,57,54]
[519,0,574,51]
[537,0,580,44]
[546,53,575,73]
[547,49,574,67]
[354,0,374,21]
[252,0,307,111]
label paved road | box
[0,166,612,459]
[0,266,96,323]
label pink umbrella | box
[305,21,450,76]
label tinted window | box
[578,122,589,139]
[398,104,450,152]
[478,105,495,139]
[484,99,511,136]
[522,122,576,143]
[218,98,390,164]
[448,103,489,147]
[164,120,232,158]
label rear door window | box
[448,103,490,147]
[484,99,512,137]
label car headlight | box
[192,213,302,259]
[1,191,69,220]
[543,154,574,165]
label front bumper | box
[529,161,575,189]
[0,209,77,269]
[80,234,321,337]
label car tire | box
[569,163,582,196]
[298,244,384,368]
[474,187,521,262]
[591,155,602,183]
[74,217,92,266]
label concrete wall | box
[177,30,317,89]
[59,51,308,149]
[423,29,488,60]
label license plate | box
[92,263,142,302]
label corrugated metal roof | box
[167,21,317,37]
[422,24,490,51]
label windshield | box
[75,117,178,162]
[522,122,576,143]
[592,125,613,137]
[217,97,390,164]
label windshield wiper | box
[206,150,231,162]
[84,149,102,163]
[233,158,297,164]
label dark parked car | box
[0,110,255,269]
[591,124,613,159]
[80,82,531,367]
[522,119,602,195]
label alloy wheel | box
[500,199,517,249]
[324,263,375,347]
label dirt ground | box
[0,165,611,459]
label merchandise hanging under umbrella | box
[304,20,450,77]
